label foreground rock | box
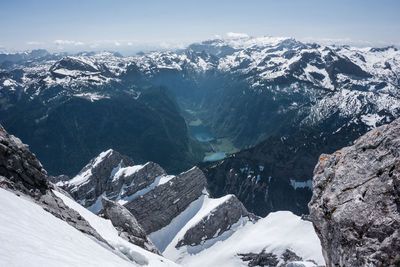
[309,118,400,266]
[101,197,160,254]
[0,124,107,244]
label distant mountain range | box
[1,36,399,216]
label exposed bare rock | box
[48,174,70,184]
[125,167,207,233]
[177,195,258,247]
[0,124,110,246]
[309,118,400,266]
[60,149,135,208]
[238,248,318,267]
[105,161,166,201]
[0,124,48,192]
[238,249,279,267]
[101,197,160,254]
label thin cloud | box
[26,41,44,46]
[299,37,377,47]
[54,40,85,46]
[159,41,186,50]
[226,32,249,38]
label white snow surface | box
[112,164,145,182]
[0,188,178,267]
[150,193,233,252]
[360,113,385,128]
[74,92,110,102]
[171,211,324,267]
[114,173,175,206]
[53,190,179,267]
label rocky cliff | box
[101,197,160,254]
[124,167,207,233]
[0,124,108,244]
[309,118,400,266]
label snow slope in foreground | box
[53,190,179,267]
[166,211,324,267]
[0,188,178,267]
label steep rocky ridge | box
[0,124,108,244]
[58,150,169,212]
[309,118,400,266]
[101,197,160,254]
[125,166,207,233]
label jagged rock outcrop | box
[238,248,309,267]
[59,151,166,212]
[0,124,108,245]
[309,118,400,266]
[101,197,160,254]
[106,161,166,200]
[61,149,134,207]
[176,195,258,247]
[62,150,263,257]
[125,167,207,233]
[238,250,279,267]
[47,174,70,184]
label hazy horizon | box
[1,0,400,54]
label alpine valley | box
[1,35,400,267]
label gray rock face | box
[101,197,160,254]
[61,149,135,207]
[59,150,167,213]
[0,124,48,192]
[238,249,316,267]
[238,250,279,267]
[105,161,166,200]
[309,118,400,266]
[0,124,109,246]
[125,167,207,233]
[177,195,258,247]
[47,174,70,184]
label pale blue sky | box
[1,0,399,53]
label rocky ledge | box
[309,118,400,266]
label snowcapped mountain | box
[1,36,398,140]
[1,37,399,132]
[1,35,399,220]
[2,36,399,104]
